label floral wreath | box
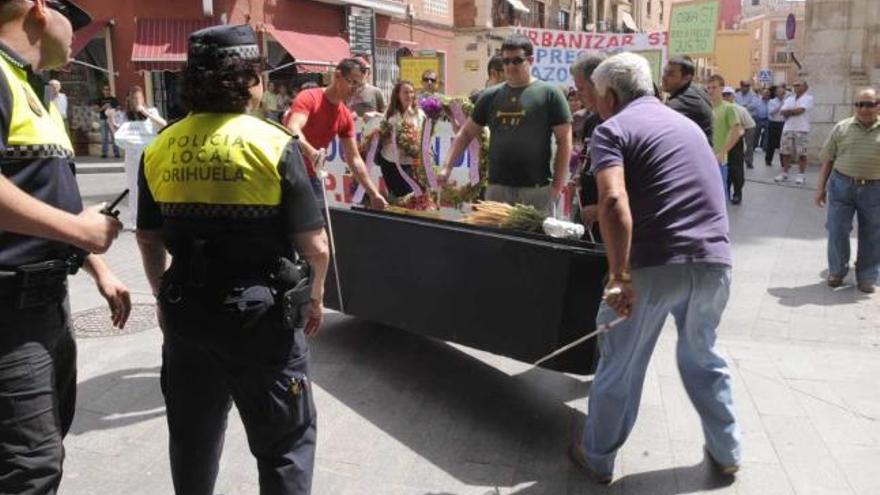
[418,96,490,208]
[356,96,490,209]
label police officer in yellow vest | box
[135,24,329,495]
[0,1,131,493]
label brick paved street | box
[61,155,880,494]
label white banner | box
[514,27,669,87]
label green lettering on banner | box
[669,0,720,57]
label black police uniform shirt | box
[136,113,325,260]
[0,41,83,267]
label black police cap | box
[55,0,92,31]
[187,24,261,67]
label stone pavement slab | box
[59,172,880,494]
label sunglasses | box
[502,56,527,66]
[853,101,878,109]
[422,77,436,83]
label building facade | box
[55,0,456,154]
[452,0,590,95]
[580,0,640,32]
[801,0,880,156]
[633,0,671,33]
[740,0,806,87]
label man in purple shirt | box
[568,53,741,484]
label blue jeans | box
[581,263,741,476]
[719,163,729,200]
[826,170,880,285]
[100,120,120,157]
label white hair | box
[591,52,654,106]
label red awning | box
[296,64,333,74]
[266,25,349,71]
[131,18,214,71]
[71,19,110,59]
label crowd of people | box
[1,1,877,493]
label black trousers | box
[376,153,419,199]
[158,283,316,495]
[727,137,745,197]
[765,121,784,165]
[0,301,76,495]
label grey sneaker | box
[795,173,806,186]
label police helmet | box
[20,1,92,31]
[187,24,261,68]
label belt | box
[835,170,880,186]
[0,260,69,309]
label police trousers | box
[158,283,316,495]
[0,301,76,495]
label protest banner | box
[668,0,720,57]
[322,117,472,206]
[514,27,668,87]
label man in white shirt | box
[775,80,813,185]
[47,79,68,132]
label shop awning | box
[620,11,639,32]
[312,0,406,17]
[131,18,214,71]
[71,19,110,59]
[266,25,349,74]
[506,0,530,14]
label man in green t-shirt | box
[438,34,572,213]
[706,74,744,201]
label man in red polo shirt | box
[285,58,387,209]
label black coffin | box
[323,207,608,375]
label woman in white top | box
[113,86,167,226]
[377,80,426,198]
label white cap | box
[722,86,736,95]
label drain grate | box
[72,303,158,338]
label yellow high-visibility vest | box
[143,113,294,214]
[0,53,72,157]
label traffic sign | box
[786,14,796,40]
[757,69,773,83]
